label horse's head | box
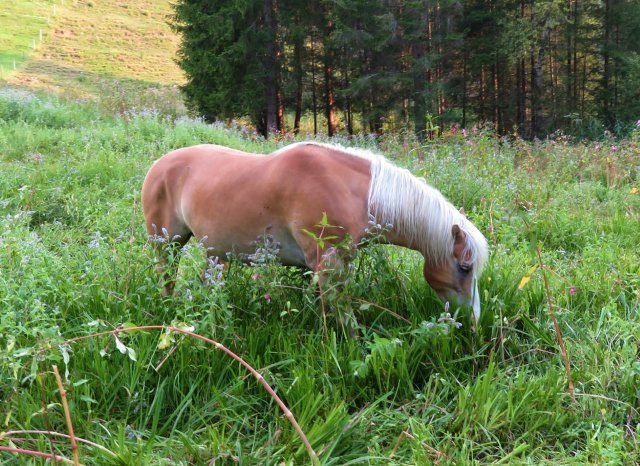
[423,224,482,322]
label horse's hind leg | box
[148,223,192,296]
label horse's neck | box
[381,227,419,251]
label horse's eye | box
[457,263,472,274]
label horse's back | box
[142,143,373,266]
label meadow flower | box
[569,287,576,295]
[203,256,225,287]
[611,145,619,152]
[88,231,104,249]
[264,293,272,303]
[438,311,463,329]
[29,152,43,163]
[248,234,280,265]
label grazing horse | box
[141,142,489,320]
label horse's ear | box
[452,224,467,246]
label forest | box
[173,0,640,139]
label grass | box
[0,87,638,464]
[0,0,57,79]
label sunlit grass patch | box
[0,0,56,79]
[4,0,185,118]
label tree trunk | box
[263,0,278,137]
[462,49,468,128]
[493,59,500,134]
[410,6,427,142]
[516,57,526,136]
[293,27,303,134]
[322,6,337,137]
[324,57,337,136]
[311,29,318,135]
[532,27,550,138]
[343,62,353,134]
[602,0,613,127]
[517,0,526,136]
[480,64,486,121]
[276,78,285,132]
[566,0,573,112]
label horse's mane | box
[275,142,489,272]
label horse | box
[141,142,489,321]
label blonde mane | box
[275,142,489,272]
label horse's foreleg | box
[303,244,361,337]
[148,226,192,296]
[154,242,182,296]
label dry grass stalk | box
[0,445,77,464]
[53,365,80,466]
[2,430,116,458]
[536,244,576,403]
[388,429,449,463]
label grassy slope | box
[0,0,56,78]
[2,0,184,110]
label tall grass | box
[0,87,638,464]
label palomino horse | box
[141,142,489,320]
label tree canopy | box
[173,0,640,139]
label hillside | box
[2,0,185,112]
[0,1,53,77]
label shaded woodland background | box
[172,0,640,140]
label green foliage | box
[169,0,640,139]
[1,89,639,464]
[171,0,275,136]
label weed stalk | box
[388,429,448,463]
[53,365,80,466]
[0,446,76,465]
[2,431,117,458]
[38,363,57,464]
[123,198,136,301]
[536,244,576,403]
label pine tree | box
[172,0,283,138]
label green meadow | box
[0,0,56,78]
[0,89,638,464]
[1,0,639,464]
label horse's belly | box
[196,225,308,268]
[273,237,308,267]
